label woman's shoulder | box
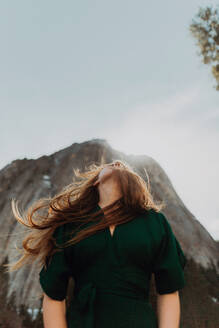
[139,208,168,235]
[52,221,78,244]
[142,209,181,244]
[140,208,163,222]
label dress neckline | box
[96,203,118,239]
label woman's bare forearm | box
[156,291,181,328]
[42,293,67,328]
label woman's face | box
[93,161,125,186]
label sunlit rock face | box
[0,138,218,326]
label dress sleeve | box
[152,212,187,295]
[39,224,72,301]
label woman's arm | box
[156,291,181,328]
[42,293,67,328]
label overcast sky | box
[1,1,219,240]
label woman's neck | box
[98,181,122,208]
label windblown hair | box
[4,159,165,273]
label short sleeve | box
[39,224,71,301]
[152,212,187,295]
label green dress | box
[39,204,186,328]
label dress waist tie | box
[75,282,97,328]
[74,277,149,328]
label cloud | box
[103,83,219,238]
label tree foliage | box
[190,6,219,91]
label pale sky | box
[1,1,219,240]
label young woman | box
[5,160,187,328]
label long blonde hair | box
[4,159,165,273]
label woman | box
[5,159,187,328]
